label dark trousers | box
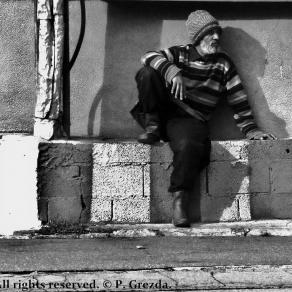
[135,66,211,192]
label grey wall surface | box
[0,0,35,133]
[68,1,292,140]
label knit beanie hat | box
[186,10,222,45]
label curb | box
[6,219,292,239]
[1,265,292,291]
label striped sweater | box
[141,44,259,135]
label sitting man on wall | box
[130,10,275,227]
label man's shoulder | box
[213,50,235,67]
[167,44,190,52]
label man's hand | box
[246,130,276,140]
[171,73,186,100]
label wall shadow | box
[87,3,165,138]
[87,3,234,138]
[209,26,288,140]
[87,2,290,140]
[188,144,248,223]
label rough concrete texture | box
[208,161,250,195]
[201,195,239,222]
[271,160,292,193]
[92,165,144,199]
[90,197,112,222]
[37,142,93,224]
[68,2,292,141]
[112,197,150,223]
[93,142,151,165]
[210,140,249,161]
[0,1,35,133]
[37,139,292,224]
[1,265,292,291]
[0,135,41,235]
[92,142,151,222]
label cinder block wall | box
[37,139,292,224]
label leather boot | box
[172,190,190,227]
[138,113,161,145]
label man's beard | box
[201,42,219,55]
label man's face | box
[198,28,221,55]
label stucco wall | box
[69,1,292,140]
[0,0,35,133]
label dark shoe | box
[172,190,190,227]
[137,113,161,145]
[138,132,160,144]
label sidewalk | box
[1,235,292,291]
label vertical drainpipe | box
[34,0,65,140]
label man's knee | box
[135,66,158,83]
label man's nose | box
[213,32,220,40]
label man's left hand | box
[247,130,276,140]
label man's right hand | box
[171,73,186,100]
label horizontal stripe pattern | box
[140,45,258,135]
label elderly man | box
[130,10,275,227]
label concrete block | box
[149,163,173,222]
[38,142,92,166]
[143,164,151,198]
[247,139,292,160]
[38,169,84,198]
[90,198,112,222]
[271,194,292,219]
[80,165,92,182]
[93,142,150,165]
[80,180,92,199]
[201,195,239,222]
[113,197,150,223]
[210,140,249,161]
[47,197,83,223]
[251,193,292,219]
[71,143,93,164]
[251,193,272,219]
[150,143,173,163]
[271,161,292,194]
[249,160,270,193]
[79,196,92,223]
[208,161,250,195]
[92,165,144,199]
[238,195,251,221]
[62,165,80,178]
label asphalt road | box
[1,236,292,272]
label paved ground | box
[1,236,292,291]
[1,236,292,272]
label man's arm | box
[224,60,275,140]
[141,47,186,100]
[141,48,181,83]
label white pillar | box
[0,136,41,235]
